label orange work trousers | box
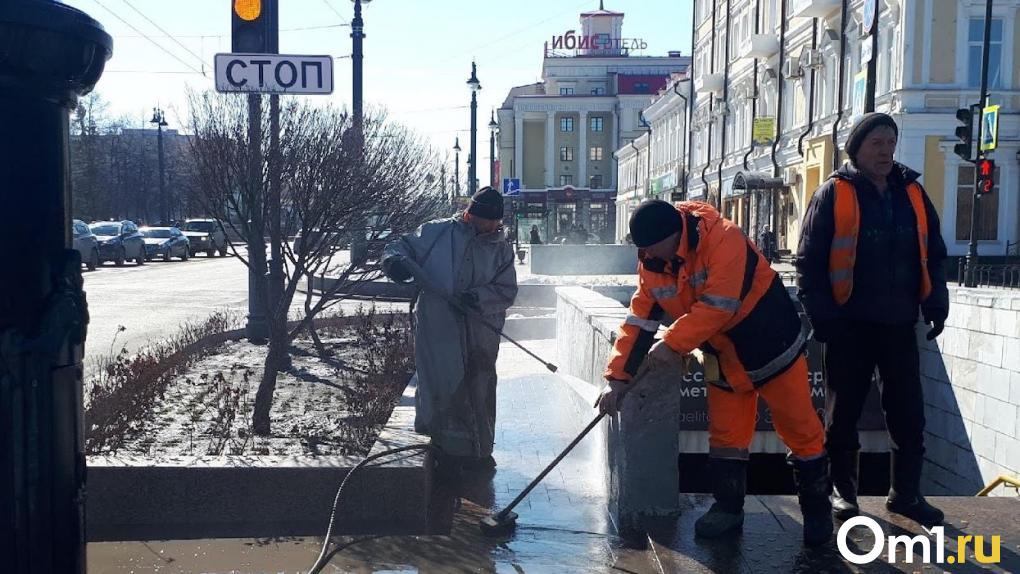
[707,355,825,460]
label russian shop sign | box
[650,173,677,195]
[752,117,776,146]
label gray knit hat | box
[846,112,898,162]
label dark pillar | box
[0,2,112,572]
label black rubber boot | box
[829,450,860,520]
[886,450,944,527]
[695,458,746,538]
[792,455,834,547]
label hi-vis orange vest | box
[829,179,932,305]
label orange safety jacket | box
[606,202,807,394]
[829,179,932,305]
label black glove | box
[810,319,843,344]
[926,318,946,341]
[385,256,413,283]
[923,309,948,341]
[457,291,480,310]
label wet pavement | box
[87,338,1020,573]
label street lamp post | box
[488,110,498,189]
[453,136,462,197]
[349,0,371,266]
[150,107,168,224]
[467,61,481,196]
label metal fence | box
[958,261,1020,289]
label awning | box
[732,171,786,191]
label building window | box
[591,86,605,95]
[955,165,999,241]
[968,18,1003,89]
[590,116,604,132]
[559,87,575,95]
[560,146,574,161]
[590,175,603,189]
[589,146,604,161]
[559,174,573,186]
[560,117,574,132]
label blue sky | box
[64,0,692,184]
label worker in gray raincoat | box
[381,186,518,472]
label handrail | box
[976,475,1020,496]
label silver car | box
[72,219,100,271]
[180,219,228,257]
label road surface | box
[81,249,403,374]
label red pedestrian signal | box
[976,159,996,195]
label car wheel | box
[181,246,189,261]
[114,248,125,267]
[218,244,227,256]
[162,250,171,262]
[207,249,215,257]
[87,248,99,272]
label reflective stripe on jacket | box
[830,179,932,305]
[605,202,806,393]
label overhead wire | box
[120,0,211,73]
[319,0,349,26]
[89,0,205,76]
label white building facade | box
[685,0,1020,258]
[497,4,690,244]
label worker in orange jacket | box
[597,199,832,546]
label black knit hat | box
[467,186,504,220]
[629,200,682,248]
[846,112,898,162]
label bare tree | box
[186,91,447,435]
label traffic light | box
[976,158,996,195]
[953,107,974,161]
[231,0,277,53]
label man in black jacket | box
[796,113,949,528]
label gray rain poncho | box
[381,216,518,457]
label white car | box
[180,219,228,257]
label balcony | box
[694,72,724,95]
[739,34,780,60]
[790,0,841,19]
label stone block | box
[973,393,987,426]
[924,406,948,439]
[983,365,1012,402]
[1010,371,1020,406]
[982,397,1018,436]
[1012,298,1020,311]
[993,433,1020,473]
[607,367,681,532]
[1003,338,1020,372]
[969,332,1004,368]
[954,387,978,421]
[943,326,971,359]
[946,303,969,329]
[942,413,970,449]
[996,308,1020,338]
[952,357,981,392]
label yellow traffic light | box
[233,0,261,21]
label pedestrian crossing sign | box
[980,105,1000,152]
[503,178,521,196]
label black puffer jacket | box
[795,162,949,327]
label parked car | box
[293,226,350,258]
[141,227,190,262]
[72,219,100,271]
[180,219,228,257]
[89,220,145,266]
